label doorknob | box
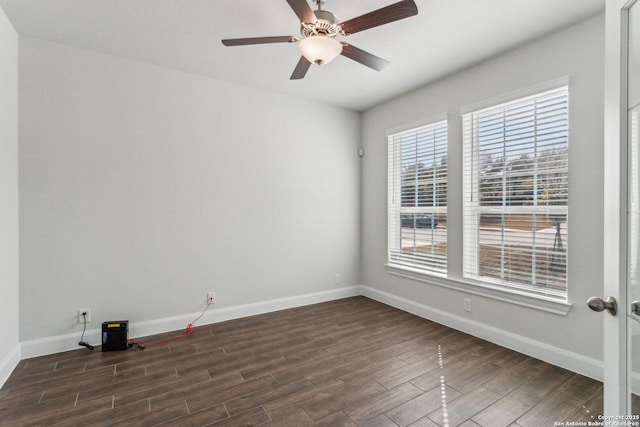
[587,296,618,315]
[632,301,640,315]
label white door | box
[603,0,640,417]
[627,0,640,417]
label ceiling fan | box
[221,0,418,80]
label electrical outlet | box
[78,308,91,323]
[463,298,472,312]
[207,292,216,304]
[335,274,341,285]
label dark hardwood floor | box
[0,296,603,426]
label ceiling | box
[0,0,604,111]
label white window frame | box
[387,116,448,276]
[462,84,569,300]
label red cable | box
[129,301,212,349]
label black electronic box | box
[102,320,129,351]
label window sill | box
[385,263,573,316]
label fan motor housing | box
[301,10,341,37]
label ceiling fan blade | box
[286,0,317,24]
[290,56,312,80]
[340,0,418,35]
[222,36,297,46]
[341,44,390,71]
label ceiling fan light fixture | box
[297,36,342,65]
[222,0,419,79]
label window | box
[463,86,569,299]
[388,119,448,274]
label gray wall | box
[361,15,605,361]
[0,5,19,378]
[18,38,361,341]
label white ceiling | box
[0,0,604,111]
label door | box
[628,0,640,416]
[603,0,640,416]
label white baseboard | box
[19,286,362,360]
[0,344,21,388]
[9,284,604,391]
[360,286,604,382]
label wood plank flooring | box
[0,296,604,426]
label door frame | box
[604,0,636,415]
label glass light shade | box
[297,36,342,65]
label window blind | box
[462,86,569,298]
[388,120,448,274]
